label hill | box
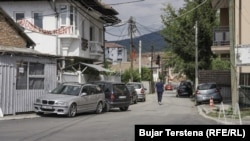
[108,31,168,53]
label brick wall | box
[0,14,27,48]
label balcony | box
[58,25,79,38]
[89,41,103,57]
[211,26,230,55]
[211,0,229,9]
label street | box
[0,91,219,141]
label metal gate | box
[0,64,15,115]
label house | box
[105,42,128,65]
[0,0,121,72]
[0,6,58,116]
[211,0,250,106]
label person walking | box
[155,78,164,105]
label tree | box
[211,57,230,70]
[121,67,151,83]
[160,0,218,81]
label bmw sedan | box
[33,82,105,117]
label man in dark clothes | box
[155,79,164,105]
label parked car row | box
[33,81,147,117]
[175,80,223,106]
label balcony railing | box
[213,26,229,46]
[89,41,103,55]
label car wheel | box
[103,102,110,112]
[120,106,129,111]
[195,100,201,106]
[134,99,137,104]
[96,102,103,114]
[36,112,44,116]
[68,103,77,117]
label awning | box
[79,62,112,72]
[63,62,112,73]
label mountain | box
[107,31,168,53]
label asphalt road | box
[0,91,219,141]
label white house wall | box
[1,1,105,61]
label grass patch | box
[207,107,250,119]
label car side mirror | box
[80,92,87,96]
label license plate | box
[42,105,53,109]
[119,96,126,99]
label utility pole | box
[139,40,142,80]
[229,0,237,109]
[195,21,198,92]
[150,45,155,94]
[129,16,134,82]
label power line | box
[106,0,145,5]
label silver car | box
[126,82,147,102]
[195,82,223,105]
[34,82,105,117]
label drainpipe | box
[103,27,106,67]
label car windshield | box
[50,84,81,96]
[127,83,141,89]
[198,84,216,90]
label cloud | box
[102,0,184,41]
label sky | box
[101,0,185,41]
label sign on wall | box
[235,45,250,66]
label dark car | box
[195,82,223,105]
[126,85,138,104]
[89,81,131,112]
[176,81,193,97]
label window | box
[16,61,45,90]
[90,26,94,41]
[33,12,43,28]
[59,5,76,28]
[70,6,74,26]
[99,28,103,42]
[81,21,85,38]
[16,61,28,89]
[29,62,45,89]
[15,12,24,21]
[118,48,122,56]
[60,5,67,26]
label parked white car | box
[126,82,147,102]
[33,82,105,117]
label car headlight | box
[55,101,68,106]
[36,99,41,103]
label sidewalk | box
[197,102,250,125]
[0,112,40,121]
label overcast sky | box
[101,0,185,41]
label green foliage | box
[121,67,151,83]
[141,67,151,81]
[211,57,230,70]
[160,0,218,81]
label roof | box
[0,45,58,58]
[80,62,113,72]
[105,42,124,48]
[77,0,121,25]
[0,6,35,48]
[0,0,121,25]
[63,62,113,73]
